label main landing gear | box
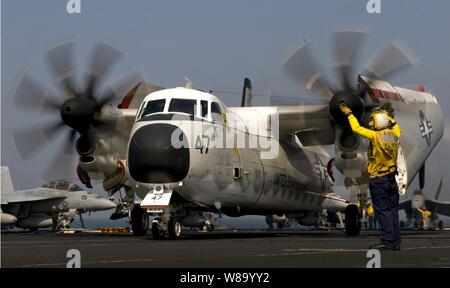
[130,205,149,236]
[345,204,361,236]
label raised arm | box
[339,103,376,140]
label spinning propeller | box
[12,42,141,179]
[283,27,419,145]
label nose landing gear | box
[151,218,165,239]
[168,218,182,239]
[129,192,214,239]
[130,205,149,236]
[151,216,182,239]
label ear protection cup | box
[369,111,390,130]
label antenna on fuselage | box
[241,78,252,107]
[185,77,193,89]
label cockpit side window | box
[140,99,166,119]
[69,184,83,192]
[42,181,56,188]
[201,100,208,118]
[55,180,69,191]
[136,101,146,120]
[169,99,196,115]
[211,102,222,123]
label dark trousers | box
[369,173,401,246]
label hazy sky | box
[2,0,450,208]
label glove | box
[339,102,353,116]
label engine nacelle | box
[1,212,18,227]
[333,127,368,179]
[16,214,53,229]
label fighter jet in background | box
[400,176,450,230]
[1,167,116,230]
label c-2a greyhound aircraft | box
[13,31,444,239]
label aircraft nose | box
[95,198,117,211]
[128,123,190,183]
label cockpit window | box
[211,102,222,122]
[201,100,208,118]
[140,99,166,118]
[42,181,56,188]
[69,184,83,191]
[55,180,69,191]
[169,99,196,115]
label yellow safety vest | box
[417,208,432,219]
[347,114,401,178]
[367,205,374,216]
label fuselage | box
[127,88,334,215]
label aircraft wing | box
[276,105,334,145]
[2,189,68,204]
[426,200,450,217]
[229,104,334,146]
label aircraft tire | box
[168,218,182,239]
[131,205,148,236]
[345,204,361,236]
[277,221,285,229]
[151,221,165,239]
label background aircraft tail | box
[1,166,15,194]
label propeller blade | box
[356,40,419,98]
[62,130,77,157]
[43,121,67,140]
[41,132,77,181]
[11,120,65,160]
[92,72,146,130]
[85,43,123,99]
[110,71,146,102]
[331,27,368,91]
[47,41,77,97]
[95,71,145,110]
[283,38,334,99]
[12,73,61,113]
[94,86,117,111]
[363,39,419,82]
